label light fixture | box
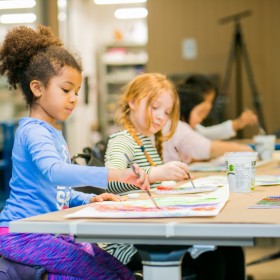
[58,0,67,8]
[94,0,146,4]
[0,0,36,9]
[114,7,148,19]
[0,13,37,24]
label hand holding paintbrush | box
[174,147,196,189]
[124,153,160,209]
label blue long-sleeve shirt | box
[0,117,108,226]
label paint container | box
[225,152,258,193]
[253,135,276,161]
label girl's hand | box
[120,163,150,191]
[233,109,258,131]
[90,193,126,203]
[149,161,189,183]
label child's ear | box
[128,100,135,110]
[30,80,43,97]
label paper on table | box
[249,196,280,209]
[66,184,229,219]
[255,176,280,186]
[189,156,274,172]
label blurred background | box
[0,0,279,155]
[0,2,280,279]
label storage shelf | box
[97,43,148,140]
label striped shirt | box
[102,130,163,264]
[105,130,162,194]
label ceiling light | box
[58,0,67,8]
[114,7,148,19]
[0,0,36,9]
[0,13,37,24]
[94,0,146,5]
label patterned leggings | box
[0,233,135,280]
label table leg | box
[135,245,190,280]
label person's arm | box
[231,109,258,131]
[105,133,152,194]
[210,140,253,158]
[195,121,236,140]
[195,109,258,140]
[163,121,212,163]
[26,126,149,194]
[196,110,258,141]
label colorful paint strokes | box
[65,184,229,219]
[249,196,280,209]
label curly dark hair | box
[0,25,83,106]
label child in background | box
[186,74,258,140]
[0,25,150,280]
[163,83,253,163]
[103,73,245,280]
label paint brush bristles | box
[174,147,196,189]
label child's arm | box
[105,133,151,194]
[163,121,212,163]
[196,110,258,140]
[210,140,253,158]
[195,121,236,140]
[26,126,149,193]
[108,166,150,191]
[232,109,258,131]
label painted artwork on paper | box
[154,176,228,195]
[66,184,229,219]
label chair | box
[0,121,15,199]
[72,144,106,195]
[0,257,45,280]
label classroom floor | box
[245,247,280,280]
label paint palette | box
[154,185,218,195]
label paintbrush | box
[244,107,266,135]
[258,124,266,135]
[174,147,196,189]
[124,153,160,209]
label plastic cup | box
[253,135,276,161]
[225,152,258,193]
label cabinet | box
[97,43,148,140]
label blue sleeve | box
[70,189,95,207]
[25,125,108,190]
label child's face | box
[189,90,215,128]
[189,101,212,128]
[31,66,82,126]
[130,91,174,136]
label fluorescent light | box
[94,0,146,4]
[0,13,37,24]
[0,0,36,9]
[58,0,67,8]
[114,7,148,19]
